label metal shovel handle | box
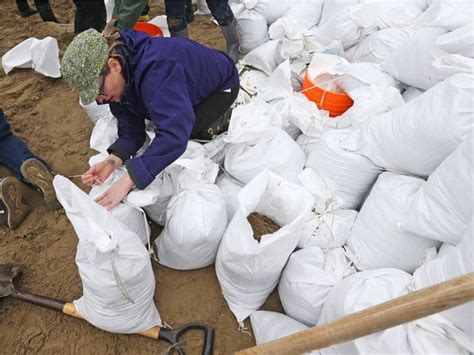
[159,323,215,355]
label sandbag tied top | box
[344,73,474,177]
[53,175,161,334]
[250,311,309,346]
[319,269,472,354]
[401,135,473,245]
[346,172,439,273]
[215,170,314,324]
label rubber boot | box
[36,2,59,22]
[220,18,239,63]
[171,28,188,39]
[16,1,38,17]
[185,0,194,24]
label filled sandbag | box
[436,23,474,58]
[241,40,285,76]
[344,74,474,177]
[216,174,243,222]
[242,0,293,25]
[418,0,474,31]
[216,170,313,323]
[402,86,424,102]
[236,8,269,54]
[89,113,118,153]
[305,129,382,210]
[53,175,161,334]
[250,311,309,345]
[401,136,473,245]
[279,247,355,326]
[346,173,439,273]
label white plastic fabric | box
[279,247,355,326]
[53,175,161,333]
[346,173,439,273]
[241,40,285,76]
[344,74,474,177]
[436,23,474,58]
[250,311,309,345]
[382,26,448,90]
[319,268,470,354]
[413,222,474,340]
[239,67,268,97]
[318,0,360,25]
[104,0,115,22]
[305,129,382,210]
[89,113,118,153]
[402,86,424,102]
[418,0,474,31]
[402,136,473,245]
[236,9,269,54]
[2,37,61,77]
[216,174,243,222]
[196,0,211,15]
[242,0,293,25]
[80,99,113,125]
[215,170,313,323]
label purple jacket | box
[108,29,239,189]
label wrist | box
[106,154,123,170]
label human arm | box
[94,171,135,210]
[81,154,123,186]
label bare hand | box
[95,173,135,211]
[81,154,123,186]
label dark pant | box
[165,0,234,32]
[191,84,239,139]
[0,109,34,180]
[73,0,106,34]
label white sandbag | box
[215,170,313,323]
[436,23,474,58]
[432,54,474,78]
[104,0,115,22]
[241,40,285,75]
[236,9,269,54]
[346,172,439,273]
[141,170,175,225]
[89,113,118,153]
[155,183,227,270]
[242,0,293,25]
[413,223,474,339]
[239,67,268,97]
[344,74,474,177]
[382,26,448,90]
[401,136,473,245]
[224,99,305,183]
[216,174,243,222]
[250,311,309,345]
[305,129,382,210]
[53,175,161,334]
[195,0,211,15]
[279,247,355,326]
[319,268,470,354]
[402,86,424,102]
[319,0,360,25]
[80,99,113,125]
[418,0,474,31]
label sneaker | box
[0,177,30,229]
[20,158,60,210]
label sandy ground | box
[0,1,283,354]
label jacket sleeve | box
[125,61,196,189]
[113,0,148,29]
[107,104,147,163]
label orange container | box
[133,22,164,37]
[302,74,354,117]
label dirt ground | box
[0,1,283,354]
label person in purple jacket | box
[61,28,239,210]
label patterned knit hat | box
[61,29,108,105]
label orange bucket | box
[302,74,354,117]
[133,22,164,37]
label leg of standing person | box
[33,0,59,22]
[15,0,37,17]
[73,0,107,34]
[113,0,149,29]
[164,0,188,38]
[206,0,239,63]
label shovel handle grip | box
[13,290,65,313]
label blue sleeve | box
[107,104,147,163]
[125,61,196,189]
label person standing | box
[15,0,60,22]
[73,0,107,34]
[165,0,239,63]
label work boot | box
[20,158,60,210]
[220,18,239,63]
[185,0,194,24]
[0,177,30,229]
[36,2,59,22]
[171,28,188,39]
[16,0,38,17]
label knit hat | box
[61,29,108,105]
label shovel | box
[0,263,214,355]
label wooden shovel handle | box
[237,273,474,355]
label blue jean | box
[0,109,34,180]
[165,0,234,32]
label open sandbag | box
[215,170,313,323]
[216,173,243,222]
[401,136,473,245]
[279,247,355,326]
[346,173,439,273]
[53,175,161,334]
[319,268,470,354]
[305,129,382,210]
[344,74,474,177]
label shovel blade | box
[0,263,22,298]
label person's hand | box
[81,154,123,186]
[95,172,135,211]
